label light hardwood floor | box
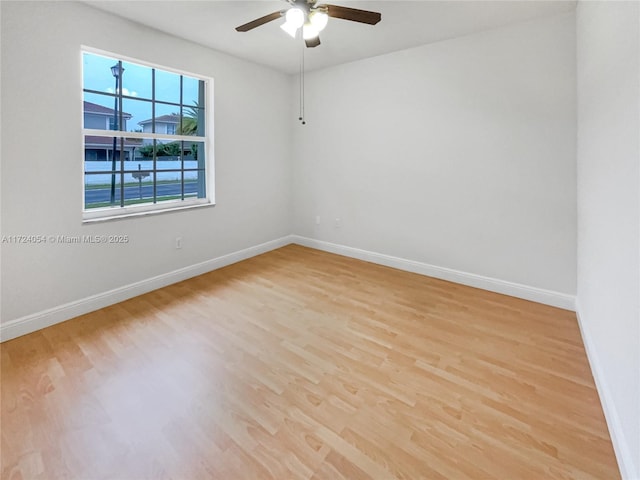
[1,245,619,479]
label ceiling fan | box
[235,0,381,48]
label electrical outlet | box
[335,218,341,228]
[175,236,183,249]
[315,215,321,225]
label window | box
[82,48,212,221]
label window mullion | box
[119,137,125,207]
[179,74,184,136]
[118,61,125,207]
[180,75,185,200]
[197,79,206,198]
[181,140,185,200]
[152,68,157,204]
[83,128,204,142]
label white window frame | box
[81,46,215,223]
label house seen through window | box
[82,49,211,219]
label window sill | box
[82,200,215,224]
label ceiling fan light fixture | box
[302,22,319,40]
[309,10,328,32]
[285,7,305,29]
[280,20,299,38]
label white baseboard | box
[0,235,294,343]
[290,235,576,311]
[1,234,576,342]
[576,303,638,480]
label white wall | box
[292,13,577,298]
[576,2,640,479]
[0,1,292,324]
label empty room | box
[1,0,638,479]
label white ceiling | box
[83,0,576,75]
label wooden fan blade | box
[322,4,381,25]
[236,11,284,32]
[305,36,321,48]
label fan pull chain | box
[299,34,306,125]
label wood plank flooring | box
[1,244,620,479]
